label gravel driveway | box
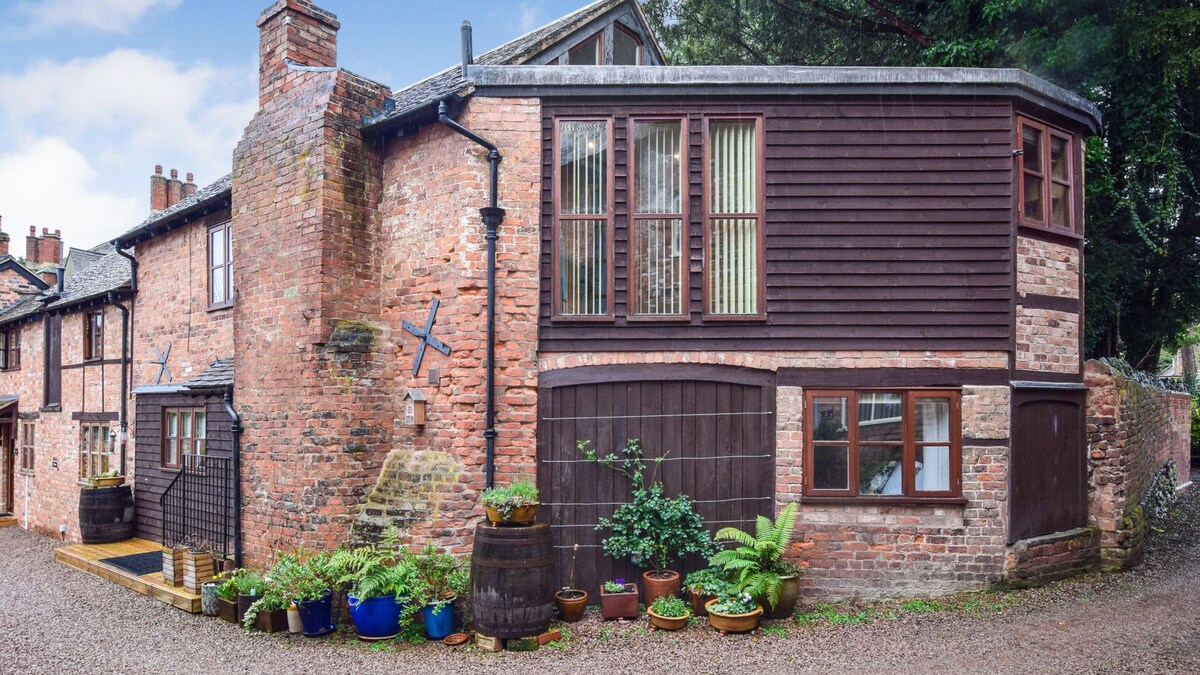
[4,487,1200,675]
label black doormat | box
[100,551,162,576]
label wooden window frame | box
[551,117,616,322]
[702,115,766,320]
[803,389,962,501]
[19,421,34,473]
[82,310,103,361]
[566,30,603,65]
[612,22,644,65]
[1016,116,1078,236]
[162,406,207,470]
[207,220,233,310]
[1,328,19,371]
[78,422,113,481]
[628,116,689,321]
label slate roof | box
[65,248,105,277]
[184,358,234,389]
[366,0,630,129]
[0,294,44,325]
[45,252,131,310]
[115,173,233,247]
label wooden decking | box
[0,515,16,528]
[55,538,200,613]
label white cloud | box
[19,0,181,34]
[0,49,256,247]
[0,138,140,248]
[513,2,548,35]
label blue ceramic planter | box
[348,594,402,641]
[296,590,336,638]
[422,601,454,640]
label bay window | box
[705,118,764,317]
[805,390,961,499]
[630,118,686,318]
[1018,116,1076,233]
[554,119,613,318]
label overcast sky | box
[0,0,587,252]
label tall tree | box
[643,0,1200,370]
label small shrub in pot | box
[647,594,691,631]
[481,480,540,525]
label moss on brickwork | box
[351,446,461,546]
[327,320,378,353]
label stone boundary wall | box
[1005,526,1100,584]
[1086,359,1192,569]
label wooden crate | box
[182,553,215,592]
[162,548,187,588]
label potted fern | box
[709,502,802,619]
[329,529,420,641]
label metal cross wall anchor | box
[402,298,451,377]
[154,343,173,384]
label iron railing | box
[161,454,233,561]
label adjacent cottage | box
[3,0,1184,602]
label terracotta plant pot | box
[704,599,763,634]
[599,583,639,620]
[688,588,715,617]
[217,597,238,624]
[91,476,125,488]
[554,589,588,623]
[484,503,539,526]
[254,607,290,633]
[761,575,801,620]
[647,606,690,631]
[642,570,680,607]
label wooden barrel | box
[79,485,135,544]
[471,521,555,638]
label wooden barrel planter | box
[79,485,135,544]
[471,521,555,639]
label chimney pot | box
[170,168,178,179]
[151,165,169,212]
[186,172,194,183]
[42,227,48,235]
[155,164,163,175]
[29,226,34,235]
[462,21,474,67]
[166,170,183,208]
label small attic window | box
[613,23,642,65]
[568,32,602,65]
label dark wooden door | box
[1009,388,1086,543]
[1,422,12,514]
[537,364,776,598]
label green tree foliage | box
[643,0,1200,370]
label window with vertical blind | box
[554,119,612,318]
[705,118,764,317]
[1017,117,1076,233]
[79,423,113,480]
[630,118,686,318]
[805,390,961,499]
[163,407,207,470]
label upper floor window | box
[705,117,764,317]
[208,221,233,309]
[554,119,612,319]
[805,390,961,499]
[613,23,643,65]
[630,118,687,318]
[1,329,19,370]
[1018,117,1076,233]
[83,311,103,361]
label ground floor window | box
[163,407,206,469]
[20,421,34,472]
[79,423,113,480]
[805,390,961,498]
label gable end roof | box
[115,173,233,248]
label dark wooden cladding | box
[537,367,775,600]
[539,97,1018,352]
[1009,388,1086,543]
[777,367,1008,388]
[133,392,233,543]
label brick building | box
[1,0,1190,600]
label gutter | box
[106,291,130,475]
[437,97,504,490]
[222,387,243,568]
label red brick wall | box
[0,268,42,307]
[1005,526,1100,583]
[1087,359,1192,568]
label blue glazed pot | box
[422,601,454,640]
[296,590,336,638]
[348,594,402,641]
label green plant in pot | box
[598,578,639,620]
[684,567,734,617]
[554,543,588,622]
[329,528,420,641]
[274,550,338,637]
[709,501,802,619]
[647,594,691,631]
[233,570,266,625]
[213,569,241,624]
[481,480,540,525]
[411,545,468,640]
[580,439,716,607]
[241,575,289,634]
[705,592,762,634]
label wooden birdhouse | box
[404,389,427,427]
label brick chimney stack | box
[166,168,183,208]
[151,165,168,212]
[0,215,9,257]
[257,0,340,106]
[26,226,38,263]
[181,172,198,200]
[38,228,63,265]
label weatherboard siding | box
[538,97,1017,352]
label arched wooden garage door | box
[537,364,776,597]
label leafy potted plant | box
[412,545,468,640]
[481,480,540,525]
[554,544,588,622]
[705,593,763,634]
[710,502,802,619]
[329,530,420,641]
[242,576,289,633]
[647,594,691,631]
[275,551,337,637]
[580,439,715,606]
[89,469,125,488]
[214,570,241,624]
[598,579,639,620]
[684,567,733,617]
[234,570,266,624]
